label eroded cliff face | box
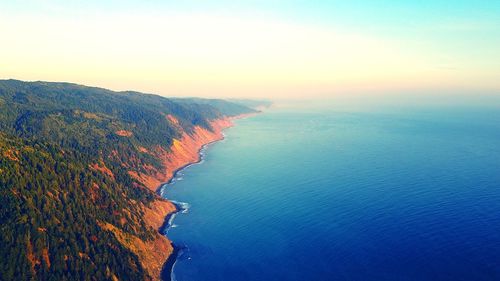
[139,199,177,280]
[130,116,234,192]
[122,117,235,280]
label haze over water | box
[162,97,500,281]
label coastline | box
[154,113,258,281]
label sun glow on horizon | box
[1,1,500,98]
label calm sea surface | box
[161,99,500,281]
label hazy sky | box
[1,1,500,98]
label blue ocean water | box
[161,99,500,281]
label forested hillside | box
[0,79,256,280]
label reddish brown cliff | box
[125,116,235,280]
[130,116,234,192]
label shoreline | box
[157,141,220,281]
[156,138,227,193]
[155,113,258,281]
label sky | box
[1,0,500,99]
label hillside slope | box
[0,80,256,280]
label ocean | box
[161,98,500,281]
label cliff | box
[123,117,235,280]
[129,116,233,192]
